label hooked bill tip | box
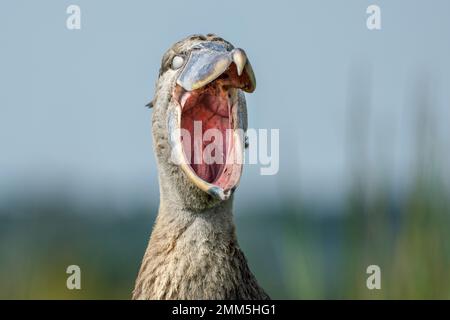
[232,48,247,76]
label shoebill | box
[133,34,269,300]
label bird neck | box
[133,196,268,299]
[151,197,237,259]
[159,195,235,234]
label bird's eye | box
[171,55,184,70]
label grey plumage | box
[132,34,269,300]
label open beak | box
[167,43,256,200]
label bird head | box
[149,34,256,210]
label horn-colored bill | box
[177,50,232,91]
[176,47,256,93]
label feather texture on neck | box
[132,199,269,300]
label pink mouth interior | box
[175,63,248,193]
[180,84,233,184]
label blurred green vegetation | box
[0,75,449,300]
[0,171,449,299]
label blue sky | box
[1,0,449,208]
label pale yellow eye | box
[171,55,184,69]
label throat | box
[180,85,233,184]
